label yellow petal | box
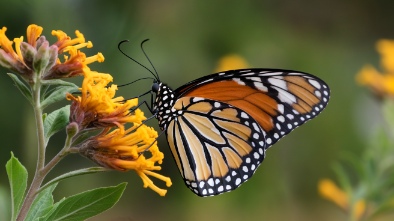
[318,179,348,209]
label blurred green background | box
[0,0,393,220]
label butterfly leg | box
[129,100,153,114]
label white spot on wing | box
[254,82,268,92]
[241,112,249,119]
[235,178,241,185]
[308,79,322,89]
[208,178,214,187]
[193,97,204,102]
[247,77,261,82]
[233,78,245,85]
[268,76,286,89]
[277,88,297,104]
[277,104,284,114]
[252,123,260,132]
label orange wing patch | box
[184,81,278,131]
[284,76,320,114]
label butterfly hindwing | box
[165,96,266,196]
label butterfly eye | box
[152,82,159,93]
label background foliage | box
[0,0,393,220]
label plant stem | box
[16,77,46,221]
[16,76,73,221]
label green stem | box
[16,77,73,221]
[16,77,45,221]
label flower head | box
[79,125,172,196]
[67,68,144,132]
[0,24,103,80]
[318,179,366,220]
[68,68,172,196]
[0,26,30,77]
[356,39,394,97]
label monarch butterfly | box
[120,41,330,197]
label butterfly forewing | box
[165,97,266,196]
[176,69,330,149]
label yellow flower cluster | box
[356,39,394,97]
[1,24,171,196]
[0,24,103,79]
[68,68,172,196]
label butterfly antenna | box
[118,40,159,81]
[140,39,160,81]
[117,77,155,87]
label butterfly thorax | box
[153,82,178,130]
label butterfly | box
[150,69,330,196]
[119,41,330,197]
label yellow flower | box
[0,24,103,79]
[79,125,172,196]
[318,179,366,220]
[214,54,249,72]
[67,68,144,132]
[44,28,104,79]
[0,26,30,76]
[356,39,394,97]
[69,68,172,196]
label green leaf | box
[332,162,352,193]
[41,79,80,87]
[40,79,79,109]
[37,198,64,221]
[40,84,51,101]
[7,73,32,104]
[40,167,108,192]
[43,106,70,144]
[6,152,28,221]
[339,152,366,181]
[40,183,127,221]
[41,84,79,109]
[369,190,394,218]
[25,183,58,221]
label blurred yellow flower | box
[356,39,394,97]
[214,54,249,72]
[318,179,366,220]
